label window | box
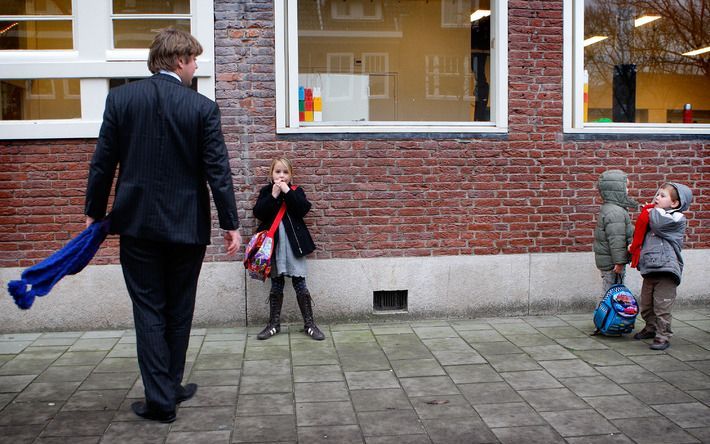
[276,0,508,133]
[0,0,215,140]
[564,0,710,133]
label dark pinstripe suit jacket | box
[85,74,239,245]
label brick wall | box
[0,0,707,268]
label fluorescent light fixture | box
[470,9,491,22]
[583,36,608,47]
[682,46,710,56]
[634,15,661,27]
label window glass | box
[297,0,492,123]
[113,19,190,49]
[0,0,72,15]
[1,79,80,120]
[113,0,190,14]
[0,20,73,50]
[584,0,710,124]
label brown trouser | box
[638,274,678,342]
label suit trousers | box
[639,274,678,342]
[120,235,206,412]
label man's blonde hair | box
[148,28,203,74]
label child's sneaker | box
[633,330,655,340]
[650,339,670,350]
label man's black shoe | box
[131,401,176,423]
[177,383,198,403]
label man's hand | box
[85,216,95,229]
[224,230,241,256]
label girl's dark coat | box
[253,183,316,257]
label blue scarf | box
[7,218,110,309]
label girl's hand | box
[271,181,282,198]
[277,180,290,194]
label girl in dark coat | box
[253,157,324,340]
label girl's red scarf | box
[629,203,655,268]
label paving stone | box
[541,409,619,437]
[611,416,698,443]
[370,325,414,335]
[0,342,32,354]
[492,323,539,336]
[68,338,118,352]
[492,425,566,444]
[298,424,364,443]
[31,337,79,347]
[350,388,412,412]
[294,381,349,402]
[199,340,245,355]
[595,364,662,384]
[449,320,493,331]
[236,393,294,416]
[517,388,589,412]
[412,326,458,339]
[583,394,659,419]
[687,360,710,376]
[522,344,578,361]
[399,376,459,397]
[165,430,231,444]
[203,332,246,342]
[539,359,601,378]
[409,394,479,419]
[420,416,496,443]
[35,437,99,444]
[382,344,434,361]
[93,358,139,373]
[99,421,169,444]
[629,354,693,373]
[459,382,523,405]
[523,316,570,328]
[180,385,238,407]
[79,372,138,390]
[560,376,627,397]
[444,364,502,384]
[296,401,357,426]
[293,365,344,383]
[169,406,235,432]
[688,389,710,405]
[0,401,61,425]
[471,341,523,357]
[504,333,557,347]
[475,402,546,428]
[0,375,36,393]
[233,414,296,443]
[0,357,53,375]
[429,349,486,365]
[240,374,292,394]
[42,410,114,436]
[364,434,431,444]
[652,402,710,428]
[458,329,506,343]
[292,348,339,366]
[188,369,240,386]
[62,389,126,411]
[486,353,542,372]
[192,354,242,370]
[0,423,45,444]
[390,359,445,378]
[105,343,138,359]
[656,370,710,390]
[666,344,710,361]
[686,427,710,443]
[332,330,376,343]
[500,370,563,390]
[420,337,471,351]
[538,326,591,339]
[0,393,14,410]
[35,365,94,383]
[53,352,107,366]
[573,349,634,366]
[621,381,697,405]
[15,381,81,402]
[244,345,290,361]
[358,409,425,436]
[345,370,399,390]
[555,337,610,351]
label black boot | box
[296,291,325,341]
[257,292,283,340]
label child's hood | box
[597,170,638,209]
[668,182,692,212]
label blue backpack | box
[593,283,639,336]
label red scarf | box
[629,203,655,268]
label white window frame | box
[563,0,710,135]
[275,0,508,134]
[0,0,215,140]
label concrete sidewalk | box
[1,310,710,444]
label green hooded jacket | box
[593,170,638,271]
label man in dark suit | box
[84,28,241,423]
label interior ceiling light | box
[470,9,491,22]
[583,36,608,47]
[634,15,661,27]
[682,46,710,56]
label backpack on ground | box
[592,282,638,336]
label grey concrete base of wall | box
[1,250,708,332]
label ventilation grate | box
[373,290,408,312]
